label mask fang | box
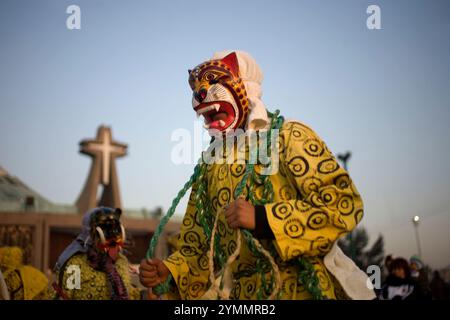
[120,224,126,242]
[95,226,106,245]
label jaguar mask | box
[189,52,250,135]
[90,207,126,261]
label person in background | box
[379,257,417,300]
[430,271,449,300]
[50,207,141,300]
[0,246,48,300]
[409,255,431,299]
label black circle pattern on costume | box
[227,240,237,256]
[310,236,332,254]
[180,245,197,257]
[231,282,241,300]
[283,218,305,238]
[217,220,227,237]
[254,184,264,200]
[295,200,312,213]
[307,211,328,230]
[188,187,197,207]
[287,156,309,177]
[272,202,294,220]
[182,216,195,229]
[304,138,324,157]
[197,253,209,271]
[188,282,204,298]
[183,231,201,247]
[310,193,325,207]
[218,164,229,181]
[211,196,218,211]
[279,185,296,201]
[318,158,340,175]
[301,177,323,195]
[179,275,188,293]
[237,263,254,274]
[337,195,354,216]
[281,277,297,296]
[320,187,338,206]
[285,247,302,258]
[243,279,257,299]
[291,127,304,140]
[230,163,245,178]
[334,174,351,190]
[217,187,231,206]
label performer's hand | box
[139,258,170,289]
[224,198,255,230]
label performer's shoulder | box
[62,253,88,270]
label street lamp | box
[337,152,352,171]
[412,215,422,258]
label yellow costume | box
[0,246,48,300]
[164,121,363,299]
[51,252,140,300]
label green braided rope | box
[297,257,324,300]
[234,109,281,299]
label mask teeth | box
[218,120,225,127]
[214,104,221,112]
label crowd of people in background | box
[378,255,449,300]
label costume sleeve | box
[163,184,210,300]
[264,122,364,261]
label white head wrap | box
[211,50,269,130]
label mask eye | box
[204,72,216,81]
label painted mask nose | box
[194,88,208,103]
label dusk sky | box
[1,0,449,269]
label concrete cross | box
[79,126,127,186]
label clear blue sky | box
[1,0,449,269]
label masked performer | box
[51,207,140,300]
[0,246,48,300]
[140,51,374,300]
